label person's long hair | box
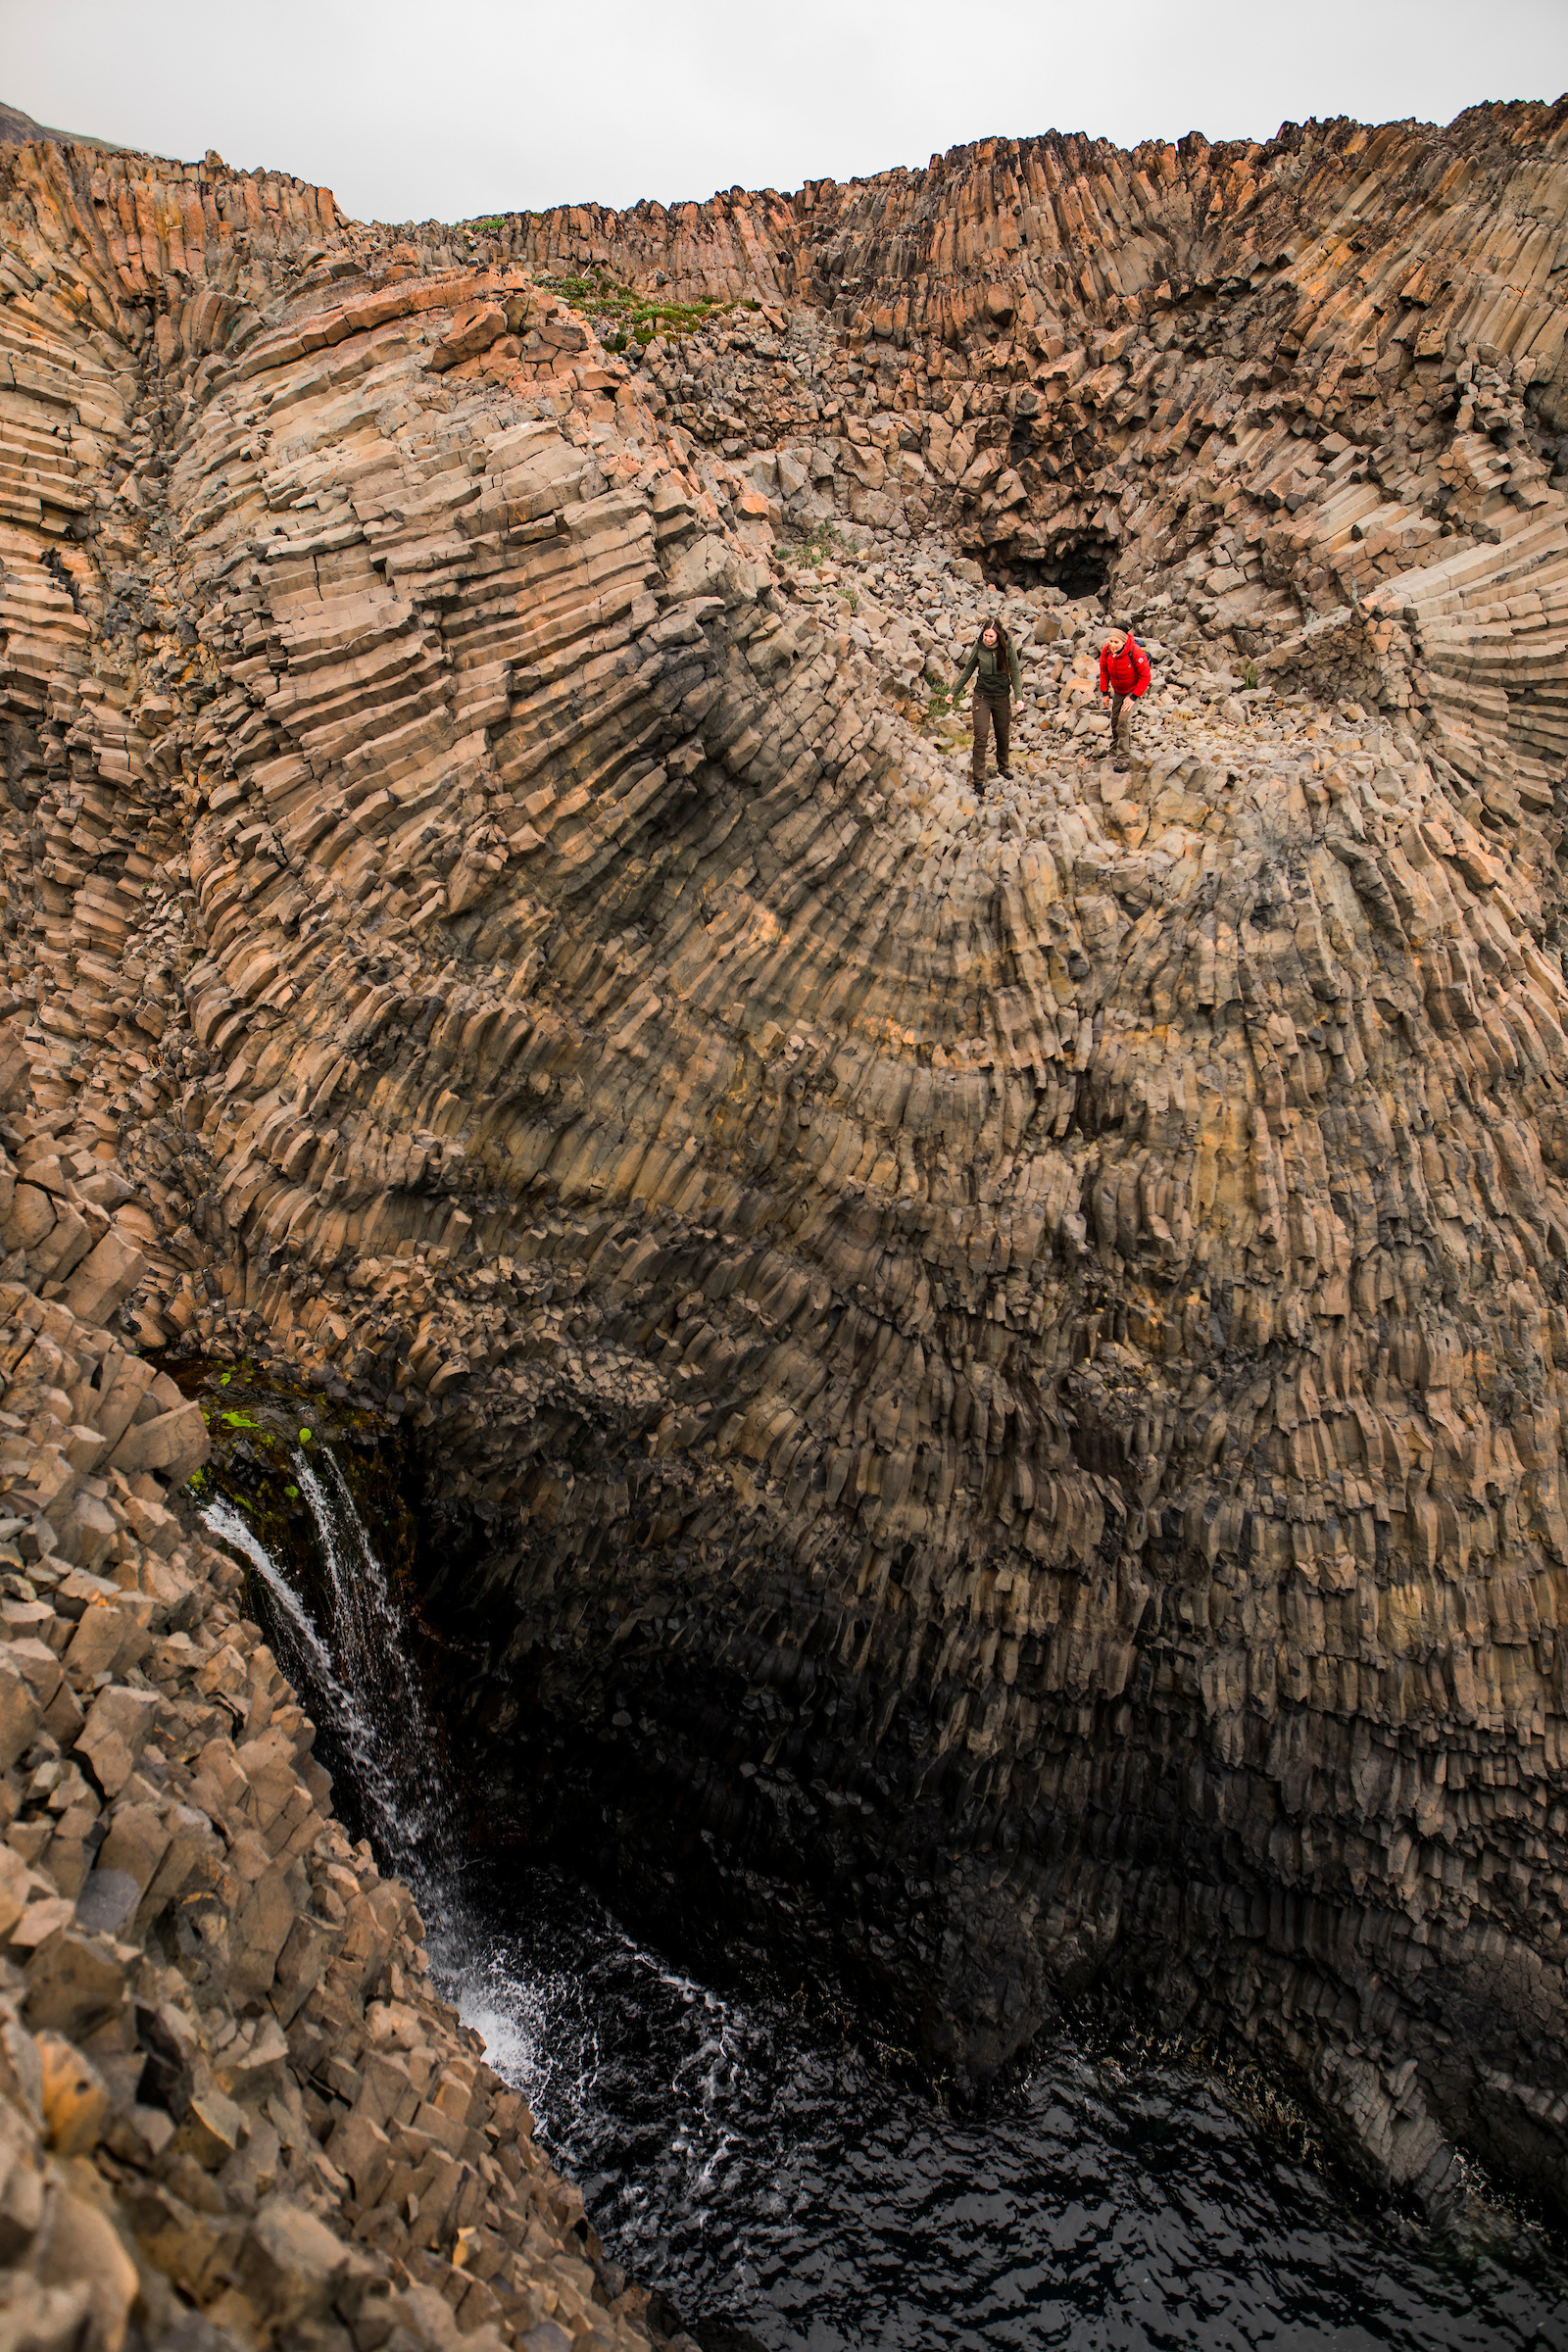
[980,614,1011,676]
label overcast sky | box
[7,0,1567,224]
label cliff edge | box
[0,99,1566,2305]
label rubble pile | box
[0,92,1567,2271]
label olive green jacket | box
[953,633,1022,699]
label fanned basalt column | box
[1,107,1568,2231]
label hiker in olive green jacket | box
[950,617,1021,791]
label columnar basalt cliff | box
[517,107,1568,646]
[0,99,1567,2317]
[0,1295,670,2351]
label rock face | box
[519,106,1568,629]
[1,95,1567,2260]
[0,1287,675,2346]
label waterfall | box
[198,1492,339,1695]
[193,1459,1568,2352]
[199,1461,626,2116]
[201,1453,453,1925]
[202,1458,582,2164]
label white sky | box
[6,0,1567,226]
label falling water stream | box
[202,1463,1568,2352]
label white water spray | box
[199,1457,543,2068]
[199,1493,337,1692]
[201,1459,447,1893]
[192,1456,1545,2352]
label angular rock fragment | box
[75,1688,160,1800]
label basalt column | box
[1,109,1567,2223]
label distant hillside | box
[0,96,118,150]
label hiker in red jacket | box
[1099,625,1152,763]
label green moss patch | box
[542,269,740,346]
[164,1355,417,1620]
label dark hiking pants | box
[971,690,1010,783]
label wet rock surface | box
[0,1272,680,2346]
[0,93,1566,2274]
[471,1862,1568,2352]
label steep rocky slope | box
[0,1258,683,2349]
[0,94,1567,2284]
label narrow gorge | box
[1,89,1567,2347]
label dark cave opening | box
[1038,531,1117,600]
[410,1487,1015,2087]
[405,1459,1568,2232]
[994,530,1119,600]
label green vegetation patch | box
[542,268,740,347]
[779,517,853,571]
[161,1355,419,1623]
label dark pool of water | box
[443,1865,1568,2352]
[220,1470,1568,2352]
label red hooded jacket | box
[1099,635,1152,697]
